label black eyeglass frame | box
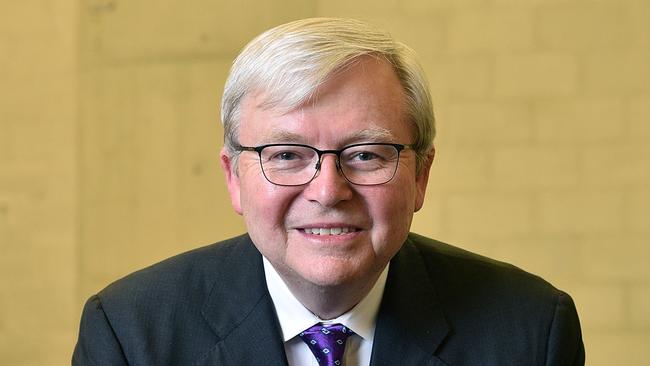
[235,142,413,187]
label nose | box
[303,154,353,207]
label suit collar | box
[198,235,288,365]
[370,235,451,366]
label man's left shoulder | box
[404,232,566,306]
[392,233,585,364]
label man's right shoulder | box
[96,233,257,308]
[74,234,268,365]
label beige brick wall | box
[403,1,650,364]
[1,0,648,364]
[0,1,79,365]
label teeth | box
[304,227,355,235]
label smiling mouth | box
[301,227,359,236]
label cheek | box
[366,182,417,247]
[240,183,292,262]
[242,182,284,222]
[239,177,303,241]
[239,161,279,214]
[376,177,417,216]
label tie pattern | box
[299,323,353,366]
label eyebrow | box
[258,130,304,143]
[347,127,397,143]
[258,126,398,145]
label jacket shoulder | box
[76,234,260,365]
[98,234,254,304]
[403,233,584,365]
[407,232,559,298]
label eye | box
[275,151,299,160]
[352,151,378,161]
[265,147,311,163]
[342,144,398,167]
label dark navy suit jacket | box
[73,233,585,365]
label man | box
[73,18,584,365]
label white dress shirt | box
[263,257,389,366]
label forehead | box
[239,57,411,145]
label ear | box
[220,147,243,215]
[414,148,435,212]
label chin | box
[297,258,369,288]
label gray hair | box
[221,17,435,173]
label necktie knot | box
[299,323,353,366]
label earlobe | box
[220,148,243,215]
[414,148,435,212]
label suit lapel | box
[198,236,288,366]
[370,236,450,366]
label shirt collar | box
[263,257,388,342]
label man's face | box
[221,57,432,290]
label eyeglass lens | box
[258,144,401,186]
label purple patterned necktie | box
[299,323,354,366]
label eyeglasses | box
[236,143,412,186]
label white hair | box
[221,17,435,172]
